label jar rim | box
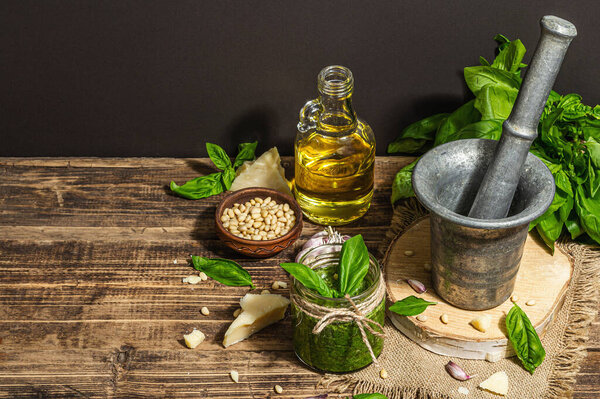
[318,65,354,98]
[294,243,381,304]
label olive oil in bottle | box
[294,65,375,225]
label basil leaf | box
[463,66,521,96]
[354,394,388,399]
[280,262,333,298]
[388,296,437,316]
[535,211,563,254]
[474,85,518,121]
[206,143,232,171]
[234,141,258,168]
[170,172,225,199]
[491,38,526,73]
[387,113,449,154]
[191,256,254,289]
[338,235,370,296]
[433,100,481,146]
[221,167,236,190]
[450,119,502,142]
[391,159,418,203]
[505,304,546,374]
[575,185,600,244]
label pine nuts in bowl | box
[215,187,303,258]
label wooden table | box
[0,157,597,398]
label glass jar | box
[294,65,376,226]
[291,244,385,373]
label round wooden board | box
[384,217,573,362]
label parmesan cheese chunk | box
[470,314,491,333]
[183,328,205,349]
[479,371,509,396]
[229,147,292,196]
[223,293,290,347]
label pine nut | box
[440,314,449,324]
[511,294,519,302]
[526,299,536,306]
[404,250,414,256]
[274,385,283,394]
[201,306,210,316]
[416,314,428,322]
[380,368,388,379]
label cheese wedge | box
[223,293,290,347]
[229,147,293,196]
[479,371,509,396]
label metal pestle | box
[468,16,577,220]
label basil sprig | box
[505,303,546,374]
[170,141,257,199]
[280,234,370,298]
[191,256,255,289]
[338,234,370,296]
[280,263,333,298]
[354,394,389,399]
[388,33,600,250]
[388,295,437,316]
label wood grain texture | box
[0,156,597,398]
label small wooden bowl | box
[215,187,303,258]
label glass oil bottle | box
[294,65,375,225]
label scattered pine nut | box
[274,385,283,394]
[440,314,449,324]
[199,272,208,281]
[201,306,210,316]
[380,368,388,379]
[173,259,178,264]
[423,262,432,271]
[511,294,519,303]
[184,275,202,284]
[230,370,239,383]
[526,300,536,306]
[261,289,271,295]
[404,250,415,257]
[272,281,280,290]
[233,308,242,317]
[416,314,428,322]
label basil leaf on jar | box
[280,262,333,298]
[338,234,370,296]
[170,172,225,200]
[505,303,546,374]
[191,256,254,289]
[388,296,437,316]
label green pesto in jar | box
[291,264,385,373]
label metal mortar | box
[413,139,554,310]
[412,16,576,310]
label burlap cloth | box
[319,200,600,399]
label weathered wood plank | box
[0,156,597,399]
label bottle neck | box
[316,66,357,134]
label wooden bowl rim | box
[215,187,303,245]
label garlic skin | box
[445,361,475,381]
[295,228,349,263]
[407,279,427,294]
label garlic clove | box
[445,361,475,381]
[407,279,427,294]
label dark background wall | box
[2,0,599,157]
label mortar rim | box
[412,139,555,230]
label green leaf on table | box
[170,172,225,199]
[191,256,254,289]
[474,85,518,121]
[280,262,333,298]
[434,100,481,146]
[206,143,232,170]
[221,167,236,190]
[338,235,370,297]
[391,160,418,203]
[234,141,258,168]
[387,113,449,154]
[505,304,546,374]
[389,295,437,316]
[463,66,520,96]
[354,394,389,399]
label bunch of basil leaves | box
[281,234,370,298]
[388,35,600,251]
[170,141,257,199]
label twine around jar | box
[290,273,387,365]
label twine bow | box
[291,273,386,365]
